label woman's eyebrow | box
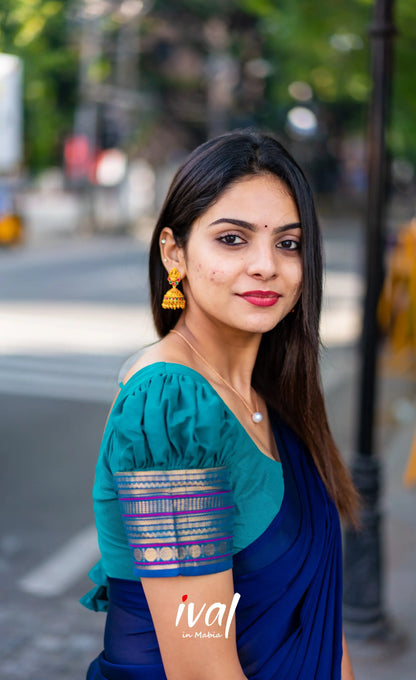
[208,217,302,234]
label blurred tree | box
[0,0,78,170]
[238,0,416,165]
[0,0,414,175]
[135,0,265,161]
[134,0,415,188]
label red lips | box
[238,290,281,307]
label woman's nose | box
[246,242,278,280]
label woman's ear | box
[159,228,186,277]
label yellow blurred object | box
[378,218,416,488]
[0,214,23,245]
[378,217,416,368]
[403,428,416,488]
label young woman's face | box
[179,173,302,335]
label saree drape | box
[86,413,343,680]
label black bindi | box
[264,224,268,228]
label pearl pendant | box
[252,411,263,423]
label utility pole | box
[343,0,397,640]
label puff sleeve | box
[106,369,234,578]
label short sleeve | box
[114,466,233,577]
[107,368,234,578]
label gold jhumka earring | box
[161,268,186,310]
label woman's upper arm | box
[108,373,245,678]
[141,569,247,680]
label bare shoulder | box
[120,334,196,385]
[103,333,199,433]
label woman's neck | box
[173,317,262,398]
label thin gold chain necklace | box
[170,329,263,424]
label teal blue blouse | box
[87,362,284,590]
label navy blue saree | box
[86,413,343,680]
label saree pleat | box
[87,414,343,680]
[231,414,343,679]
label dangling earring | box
[162,268,186,310]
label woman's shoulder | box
[104,345,232,473]
[118,337,206,388]
[117,361,214,406]
[116,358,223,423]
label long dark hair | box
[149,130,358,524]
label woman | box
[82,130,357,679]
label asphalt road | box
[0,227,363,679]
[1,236,153,679]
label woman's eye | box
[218,234,245,245]
[278,239,300,251]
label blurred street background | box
[1,1,415,679]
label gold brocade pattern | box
[114,466,233,574]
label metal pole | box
[343,0,396,639]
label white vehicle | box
[0,54,23,244]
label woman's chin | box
[226,316,285,336]
[241,310,289,332]
[186,305,287,335]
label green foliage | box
[141,0,416,165]
[238,1,371,109]
[391,0,416,158]
[0,0,414,170]
[0,0,78,170]
[236,0,416,163]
